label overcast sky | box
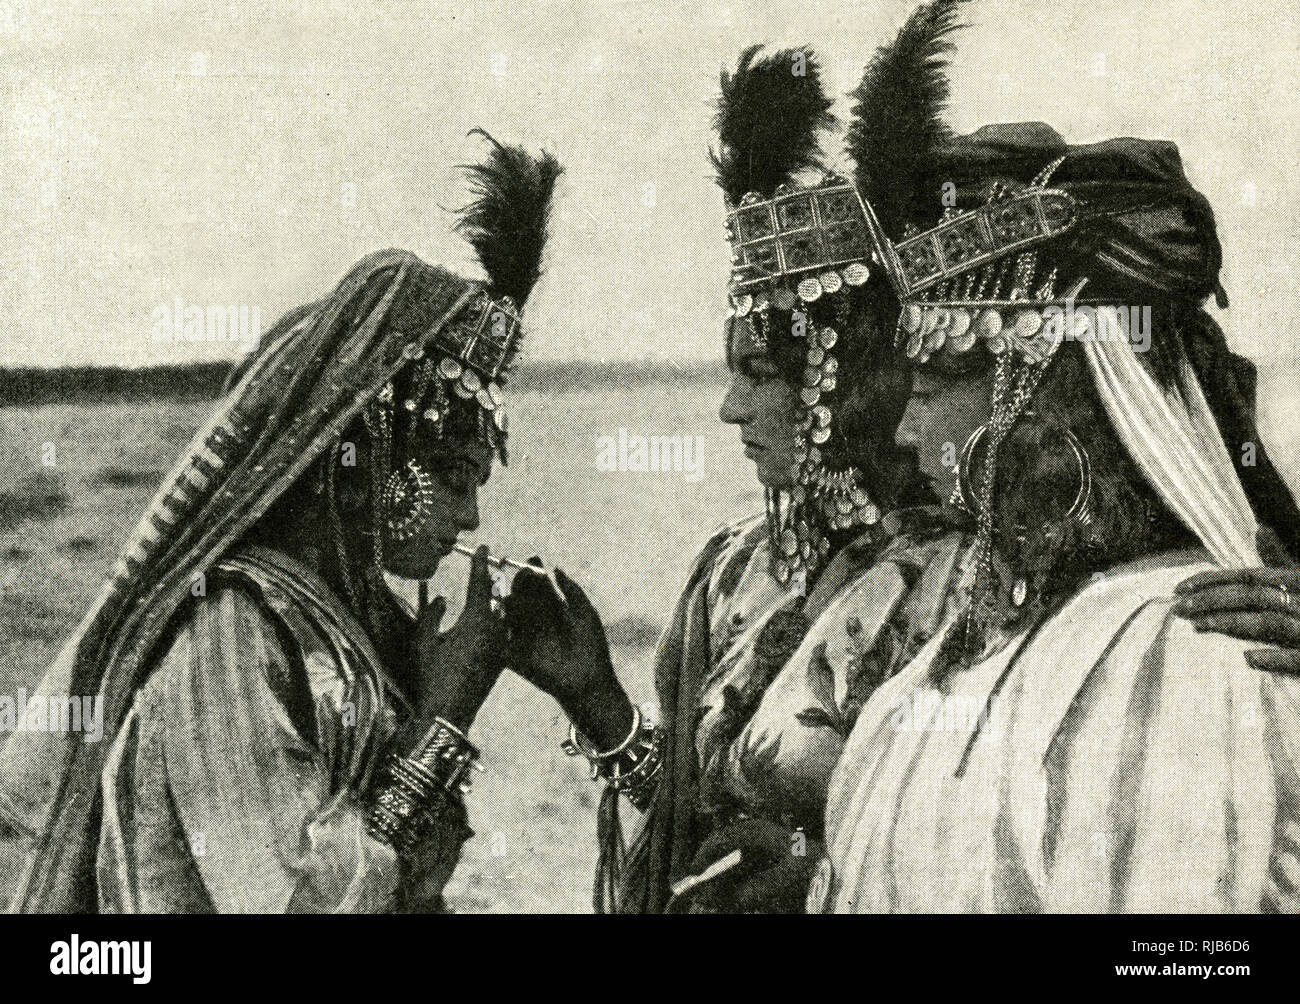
[2,0,1297,368]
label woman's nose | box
[894,399,922,450]
[718,374,752,425]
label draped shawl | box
[0,249,478,911]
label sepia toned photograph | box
[0,0,1297,966]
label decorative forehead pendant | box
[432,290,522,383]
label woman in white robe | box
[815,117,1300,914]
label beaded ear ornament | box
[381,459,437,542]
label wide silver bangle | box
[561,704,642,762]
[366,716,483,853]
[405,716,482,794]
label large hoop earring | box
[381,460,436,542]
[956,424,1093,526]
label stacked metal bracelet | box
[561,705,665,812]
[366,717,482,854]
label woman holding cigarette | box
[0,136,562,912]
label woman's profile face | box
[718,317,799,489]
[893,362,995,500]
[380,431,494,580]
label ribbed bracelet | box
[365,717,482,852]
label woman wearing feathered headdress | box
[0,133,561,913]
[811,3,1300,913]
[504,35,958,914]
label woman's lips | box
[743,443,766,458]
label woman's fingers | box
[554,568,594,616]
[1175,566,1300,595]
[689,819,787,873]
[731,857,813,914]
[504,569,571,653]
[511,567,560,616]
[1245,648,1300,675]
[1179,527,1300,597]
[1172,582,1300,618]
[1190,611,1300,649]
[464,544,494,612]
[416,595,446,645]
[1172,576,1300,650]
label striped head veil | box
[0,251,473,911]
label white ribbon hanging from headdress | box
[1082,308,1259,568]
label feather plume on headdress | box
[456,128,563,308]
[847,0,970,238]
[711,45,836,205]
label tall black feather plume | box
[711,45,836,206]
[848,0,971,238]
[456,128,563,307]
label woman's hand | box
[1173,526,1300,674]
[408,545,509,731]
[671,818,822,914]
[504,564,634,750]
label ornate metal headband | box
[433,289,521,385]
[884,182,1076,299]
[725,177,881,311]
[368,287,519,466]
[878,158,1109,367]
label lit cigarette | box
[670,849,742,898]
